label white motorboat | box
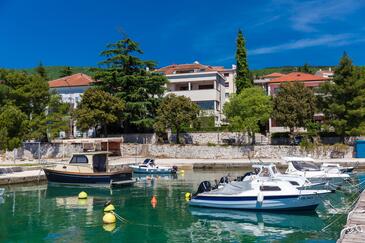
[129,159,177,174]
[189,179,330,210]
[321,163,355,174]
[241,163,323,189]
[283,157,350,185]
[0,188,4,196]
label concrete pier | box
[0,170,46,185]
[338,190,365,242]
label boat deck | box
[338,190,365,242]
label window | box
[260,186,281,191]
[225,82,229,87]
[225,93,229,98]
[198,84,214,90]
[179,86,188,91]
[289,181,300,186]
[195,100,215,110]
[224,73,230,77]
[70,155,88,164]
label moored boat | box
[129,159,177,174]
[189,179,330,211]
[43,152,133,185]
[321,163,355,174]
[283,157,350,186]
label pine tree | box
[320,52,365,141]
[59,66,73,77]
[235,29,252,93]
[95,36,167,132]
[35,62,48,79]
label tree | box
[154,94,200,144]
[0,104,28,151]
[94,36,167,132]
[35,62,48,79]
[319,52,365,141]
[235,29,252,93]
[59,66,73,77]
[299,63,312,73]
[224,87,272,144]
[272,82,317,141]
[73,88,125,137]
[46,94,70,140]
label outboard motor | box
[194,181,212,196]
[172,166,178,173]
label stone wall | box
[3,143,83,161]
[121,144,354,159]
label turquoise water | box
[0,170,362,243]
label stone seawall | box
[1,143,353,161]
[121,144,354,159]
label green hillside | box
[16,66,95,80]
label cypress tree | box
[59,66,73,77]
[35,62,48,79]
[235,29,252,93]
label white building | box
[48,73,95,137]
[315,68,334,79]
[157,62,232,126]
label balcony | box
[166,89,220,102]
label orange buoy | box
[151,195,157,208]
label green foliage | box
[192,115,215,130]
[94,36,168,131]
[298,63,312,74]
[235,30,252,93]
[0,104,28,151]
[46,94,70,140]
[319,53,365,140]
[35,62,48,79]
[74,88,125,137]
[273,82,316,136]
[18,66,93,80]
[154,94,200,144]
[224,87,272,143]
[59,66,73,77]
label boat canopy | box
[68,152,110,173]
[205,181,252,195]
[291,161,320,171]
[251,163,281,177]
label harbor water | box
[0,169,363,243]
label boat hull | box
[43,169,132,184]
[130,166,176,174]
[189,194,321,211]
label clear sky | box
[1,0,365,69]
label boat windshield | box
[292,161,320,171]
[143,159,151,164]
[207,181,252,195]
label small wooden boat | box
[129,159,177,174]
[43,152,132,185]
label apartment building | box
[156,62,230,126]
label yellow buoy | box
[180,170,185,173]
[103,212,116,224]
[104,204,116,213]
[185,192,191,199]
[103,223,116,232]
[78,191,88,199]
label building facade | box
[48,73,95,137]
[157,62,233,126]
[267,72,329,133]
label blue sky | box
[1,0,365,69]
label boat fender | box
[185,192,191,201]
[78,191,88,199]
[103,212,116,224]
[151,195,157,208]
[257,192,264,204]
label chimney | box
[329,67,331,71]
[232,64,237,70]
[193,60,200,64]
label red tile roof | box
[48,73,94,88]
[269,72,329,83]
[263,72,285,78]
[156,63,225,75]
